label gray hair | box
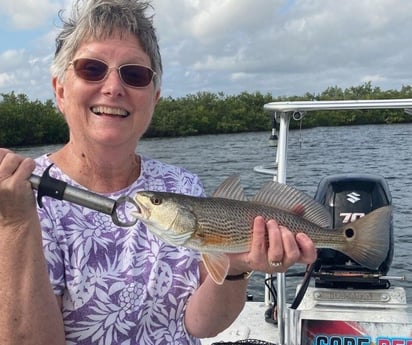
[51,0,162,89]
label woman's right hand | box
[0,148,37,229]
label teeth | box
[91,106,129,116]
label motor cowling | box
[313,173,393,289]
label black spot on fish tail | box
[339,206,392,270]
[344,227,355,239]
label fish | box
[133,175,392,285]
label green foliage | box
[148,83,412,136]
[0,92,68,147]
[147,91,273,137]
[2,82,412,146]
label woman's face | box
[53,32,161,151]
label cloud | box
[0,73,12,88]
[184,0,277,40]
[0,0,62,29]
[0,48,54,100]
[1,0,412,100]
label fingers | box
[266,220,304,272]
[0,148,14,181]
[295,232,318,264]
[0,149,34,182]
[266,219,284,265]
[0,149,36,223]
[240,217,289,273]
[231,216,317,274]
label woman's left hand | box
[228,216,317,274]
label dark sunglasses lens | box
[120,65,154,87]
[73,59,108,81]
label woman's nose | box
[102,68,126,96]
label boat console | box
[285,173,410,344]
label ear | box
[52,76,65,113]
[154,88,161,105]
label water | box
[15,123,412,302]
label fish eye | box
[150,196,162,205]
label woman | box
[0,0,316,344]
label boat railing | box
[257,99,412,345]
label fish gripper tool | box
[29,164,138,227]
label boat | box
[202,99,412,345]
[29,99,412,345]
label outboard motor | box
[313,173,393,289]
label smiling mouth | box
[91,106,130,118]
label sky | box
[1,0,412,102]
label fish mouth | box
[133,204,149,220]
[132,195,151,220]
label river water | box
[15,123,412,302]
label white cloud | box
[1,0,412,100]
[0,49,26,64]
[0,73,12,88]
[184,0,277,39]
[361,75,386,83]
[0,0,62,29]
[0,48,53,100]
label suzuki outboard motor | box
[313,173,393,289]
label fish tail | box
[339,206,392,270]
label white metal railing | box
[256,99,412,345]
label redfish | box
[133,175,391,285]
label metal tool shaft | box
[29,165,138,227]
[29,174,116,216]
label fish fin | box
[292,204,306,217]
[252,181,331,228]
[212,175,248,201]
[340,206,392,270]
[201,253,230,285]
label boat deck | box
[201,302,279,344]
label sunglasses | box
[68,58,157,88]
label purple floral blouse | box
[34,154,204,345]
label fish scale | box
[134,175,392,284]
[178,196,345,253]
